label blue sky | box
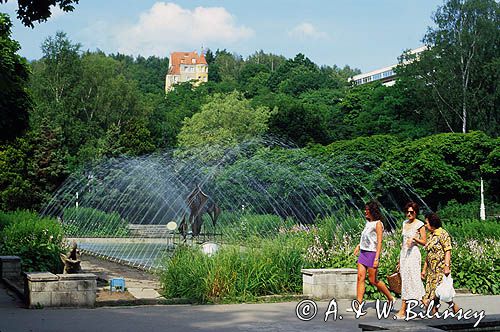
[1,0,443,72]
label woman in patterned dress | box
[352,201,394,306]
[396,202,427,319]
[421,212,459,313]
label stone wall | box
[24,272,97,308]
[301,268,357,300]
[0,256,21,279]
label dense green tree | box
[110,53,169,95]
[0,0,79,27]
[481,138,500,202]
[238,62,270,87]
[208,49,244,83]
[397,0,499,135]
[0,13,30,143]
[30,36,149,163]
[267,53,318,93]
[118,119,155,156]
[377,131,496,209]
[29,31,82,147]
[246,50,286,72]
[0,121,69,210]
[0,139,32,210]
[339,82,432,139]
[177,91,275,149]
[149,82,207,148]
[78,53,145,129]
[242,71,271,98]
[265,93,332,146]
[26,121,69,206]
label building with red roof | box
[165,51,208,92]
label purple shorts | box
[358,250,377,268]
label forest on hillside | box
[0,0,499,213]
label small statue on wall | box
[60,241,82,274]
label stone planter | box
[24,272,97,308]
[301,268,357,300]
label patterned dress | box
[400,219,426,300]
[424,228,452,301]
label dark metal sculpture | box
[179,185,221,237]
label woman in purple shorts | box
[353,201,394,304]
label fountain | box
[41,138,428,270]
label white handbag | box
[435,274,456,302]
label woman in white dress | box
[396,201,427,318]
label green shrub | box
[203,212,295,242]
[0,211,64,273]
[160,236,304,303]
[62,207,129,237]
[0,210,40,232]
[438,200,480,224]
[452,239,499,294]
[447,221,500,240]
[160,216,499,303]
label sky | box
[1,0,443,73]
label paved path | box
[2,257,499,331]
[80,254,163,300]
[1,279,499,332]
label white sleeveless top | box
[360,220,381,252]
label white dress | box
[400,219,426,300]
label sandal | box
[394,313,406,320]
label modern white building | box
[350,46,427,87]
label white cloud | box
[288,22,328,40]
[107,2,254,56]
[47,5,66,21]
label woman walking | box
[396,202,426,318]
[352,201,394,306]
[422,212,459,313]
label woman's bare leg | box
[367,267,394,301]
[356,263,367,302]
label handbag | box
[387,266,402,294]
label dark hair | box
[404,201,420,215]
[425,212,442,228]
[365,201,383,222]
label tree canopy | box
[0,0,79,27]
[177,91,275,149]
[0,0,499,212]
[397,0,499,135]
[0,13,30,143]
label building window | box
[382,70,394,78]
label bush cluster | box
[63,207,129,237]
[160,216,499,303]
[161,237,303,303]
[0,210,64,273]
